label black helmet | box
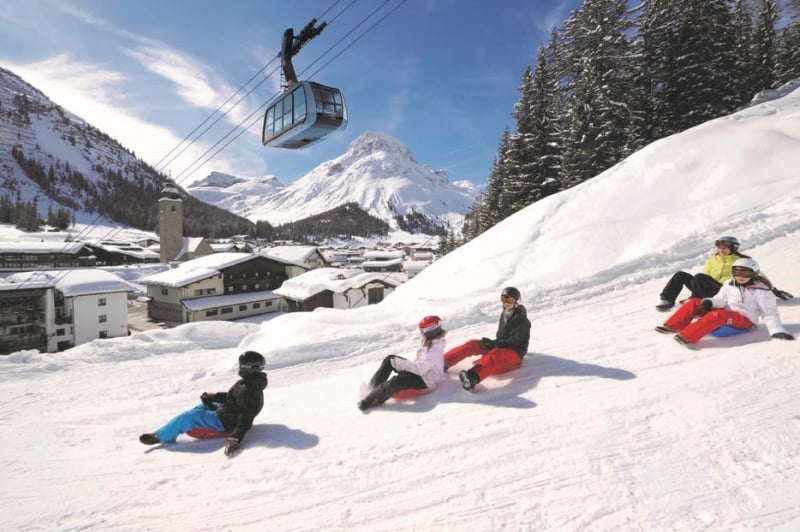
[714,236,740,253]
[238,350,265,377]
[501,286,521,301]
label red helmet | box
[418,315,443,340]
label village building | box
[361,249,405,273]
[0,241,96,271]
[85,240,160,266]
[274,267,404,312]
[139,252,301,324]
[0,269,132,354]
[262,245,329,270]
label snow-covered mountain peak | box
[345,130,416,162]
[186,131,478,232]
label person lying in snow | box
[358,316,447,411]
[139,350,268,457]
[444,286,531,392]
[655,236,792,312]
[655,258,795,345]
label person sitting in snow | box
[139,350,268,457]
[358,316,447,411]
[655,236,792,311]
[655,258,795,345]
[444,286,531,392]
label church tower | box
[158,180,183,263]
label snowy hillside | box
[1,83,799,530]
[189,131,478,228]
[0,66,164,225]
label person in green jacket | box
[656,236,792,311]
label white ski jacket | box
[394,336,446,389]
[707,278,788,337]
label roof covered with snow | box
[0,241,87,254]
[273,267,405,301]
[138,252,257,287]
[1,269,133,296]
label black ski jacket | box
[208,372,267,442]
[494,304,531,357]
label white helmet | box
[731,257,759,275]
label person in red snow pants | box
[445,286,531,392]
[663,297,754,343]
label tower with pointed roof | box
[158,180,183,263]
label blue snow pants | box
[155,403,226,443]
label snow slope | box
[1,84,799,531]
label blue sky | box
[0,0,581,188]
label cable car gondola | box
[262,20,348,149]
[262,80,347,149]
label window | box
[194,289,203,296]
[241,284,247,291]
[99,330,108,339]
[239,305,247,311]
[265,301,273,307]
[98,297,106,307]
[206,309,218,317]
[254,283,260,290]
[227,286,233,293]
[221,307,233,314]
[56,328,65,336]
[98,314,107,323]
[161,288,168,296]
[253,303,261,309]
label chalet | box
[0,241,96,272]
[0,269,133,354]
[262,245,328,271]
[174,237,214,262]
[139,252,302,323]
[274,267,405,312]
[403,250,435,278]
[361,250,405,273]
[85,241,160,266]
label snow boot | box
[139,433,161,445]
[459,369,479,392]
[655,325,676,334]
[674,334,690,346]
[655,300,674,311]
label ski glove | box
[772,332,795,341]
[480,337,496,349]
[224,437,242,457]
[201,392,216,408]
[772,288,793,300]
[701,299,713,312]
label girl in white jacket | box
[659,258,795,345]
[358,316,447,411]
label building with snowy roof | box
[0,269,133,354]
[139,252,302,323]
[274,267,405,312]
[261,245,328,271]
[85,240,160,266]
[0,241,96,271]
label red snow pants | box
[444,339,522,381]
[663,298,753,344]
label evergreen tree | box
[774,0,800,85]
[752,0,779,92]
[635,0,740,136]
[561,0,632,187]
[731,0,757,104]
